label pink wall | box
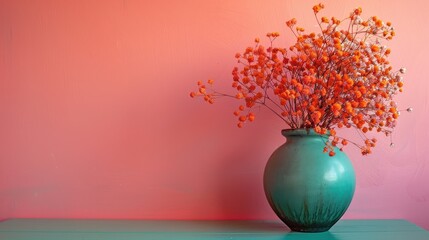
[1,0,428,230]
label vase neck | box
[281,129,328,138]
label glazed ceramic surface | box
[264,129,356,232]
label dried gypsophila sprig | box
[190,3,407,156]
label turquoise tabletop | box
[0,219,428,240]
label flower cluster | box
[190,3,406,156]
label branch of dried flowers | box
[190,3,411,156]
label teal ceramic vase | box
[263,129,356,232]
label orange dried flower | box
[354,7,362,15]
[238,116,247,122]
[286,18,297,27]
[313,5,321,13]
[321,17,329,23]
[313,3,324,13]
[332,103,342,111]
[248,113,255,122]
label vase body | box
[264,129,356,232]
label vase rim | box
[281,128,329,137]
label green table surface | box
[0,219,428,240]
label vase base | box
[289,226,332,232]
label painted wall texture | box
[1,0,428,230]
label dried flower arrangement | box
[190,3,409,155]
